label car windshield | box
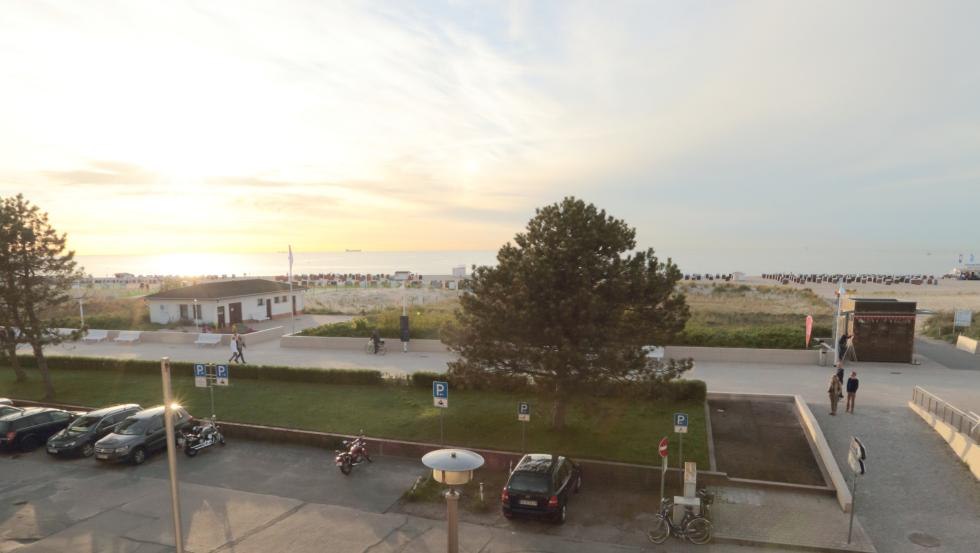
[114,418,146,435]
[508,472,549,494]
[67,415,101,433]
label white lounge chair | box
[646,346,666,360]
[115,330,142,343]
[194,333,222,347]
[82,329,109,343]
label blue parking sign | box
[194,364,207,388]
[432,381,448,408]
[216,364,229,386]
[673,412,688,434]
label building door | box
[266,300,272,319]
[229,302,243,325]
[291,295,296,316]
[217,306,225,328]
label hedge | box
[675,324,833,350]
[410,371,706,402]
[15,355,383,386]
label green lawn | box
[0,367,707,466]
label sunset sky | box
[1,1,978,260]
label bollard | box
[479,482,484,503]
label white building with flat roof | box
[145,279,305,327]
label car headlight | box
[115,446,130,453]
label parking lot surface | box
[2,438,810,553]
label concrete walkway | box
[691,357,980,553]
[42,338,454,375]
[915,337,980,371]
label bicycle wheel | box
[647,514,670,544]
[684,516,712,545]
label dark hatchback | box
[0,407,78,452]
[46,403,141,458]
[94,405,191,465]
[501,454,582,523]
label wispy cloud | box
[0,1,977,260]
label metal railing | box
[912,386,980,443]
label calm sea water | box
[75,247,967,278]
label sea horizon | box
[73,247,971,279]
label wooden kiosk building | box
[841,298,917,363]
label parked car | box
[0,404,23,418]
[501,454,582,523]
[94,405,192,465]
[0,407,78,452]
[46,403,141,458]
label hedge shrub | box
[675,324,832,350]
[16,355,383,386]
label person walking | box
[236,333,246,364]
[828,371,842,415]
[228,332,241,364]
[837,333,850,365]
[846,371,859,413]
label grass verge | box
[0,366,707,466]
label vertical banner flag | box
[805,315,814,348]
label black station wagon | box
[501,454,582,523]
[94,405,192,465]
[0,407,78,451]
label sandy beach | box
[742,276,980,313]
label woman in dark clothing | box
[846,371,859,413]
[836,367,845,399]
[837,333,850,364]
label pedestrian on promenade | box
[846,371,859,413]
[828,371,842,415]
[236,333,246,363]
[229,332,241,363]
[836,366,845,399]
[837,333,850,365]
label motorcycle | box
[182,418,225,457]
[335,432,371,475]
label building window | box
[159,305,165,311]
[179,304,189,319]
[274,296,280,304]
[282,295,287,302]
[258,298,264,306]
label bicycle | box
[364,339,387,355]
[647,489,713,545]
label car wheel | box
[131,447,146,465]
[80,442,95,457]
[20,435,40,452]
[555,504,567,525]
[184,445,198,457]
[340,459,352,475]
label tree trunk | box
[7,345,26,382]
[32,344,54,399]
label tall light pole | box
[833,278,844,364]
[193,298,199,329]
[160,358,185,553]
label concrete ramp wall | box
[908,401,980,480]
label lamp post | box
[193,299,199,329]
[421,449,485,553]
[71,285,86,328]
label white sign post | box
[518,402,530,452]
[847,437,867,544]
[658,437,669,504]
[433,381,448,445]
[673,412,688,469]
[954,310,973,331]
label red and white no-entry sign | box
[658,437,669,458]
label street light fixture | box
[421,449,485,553]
